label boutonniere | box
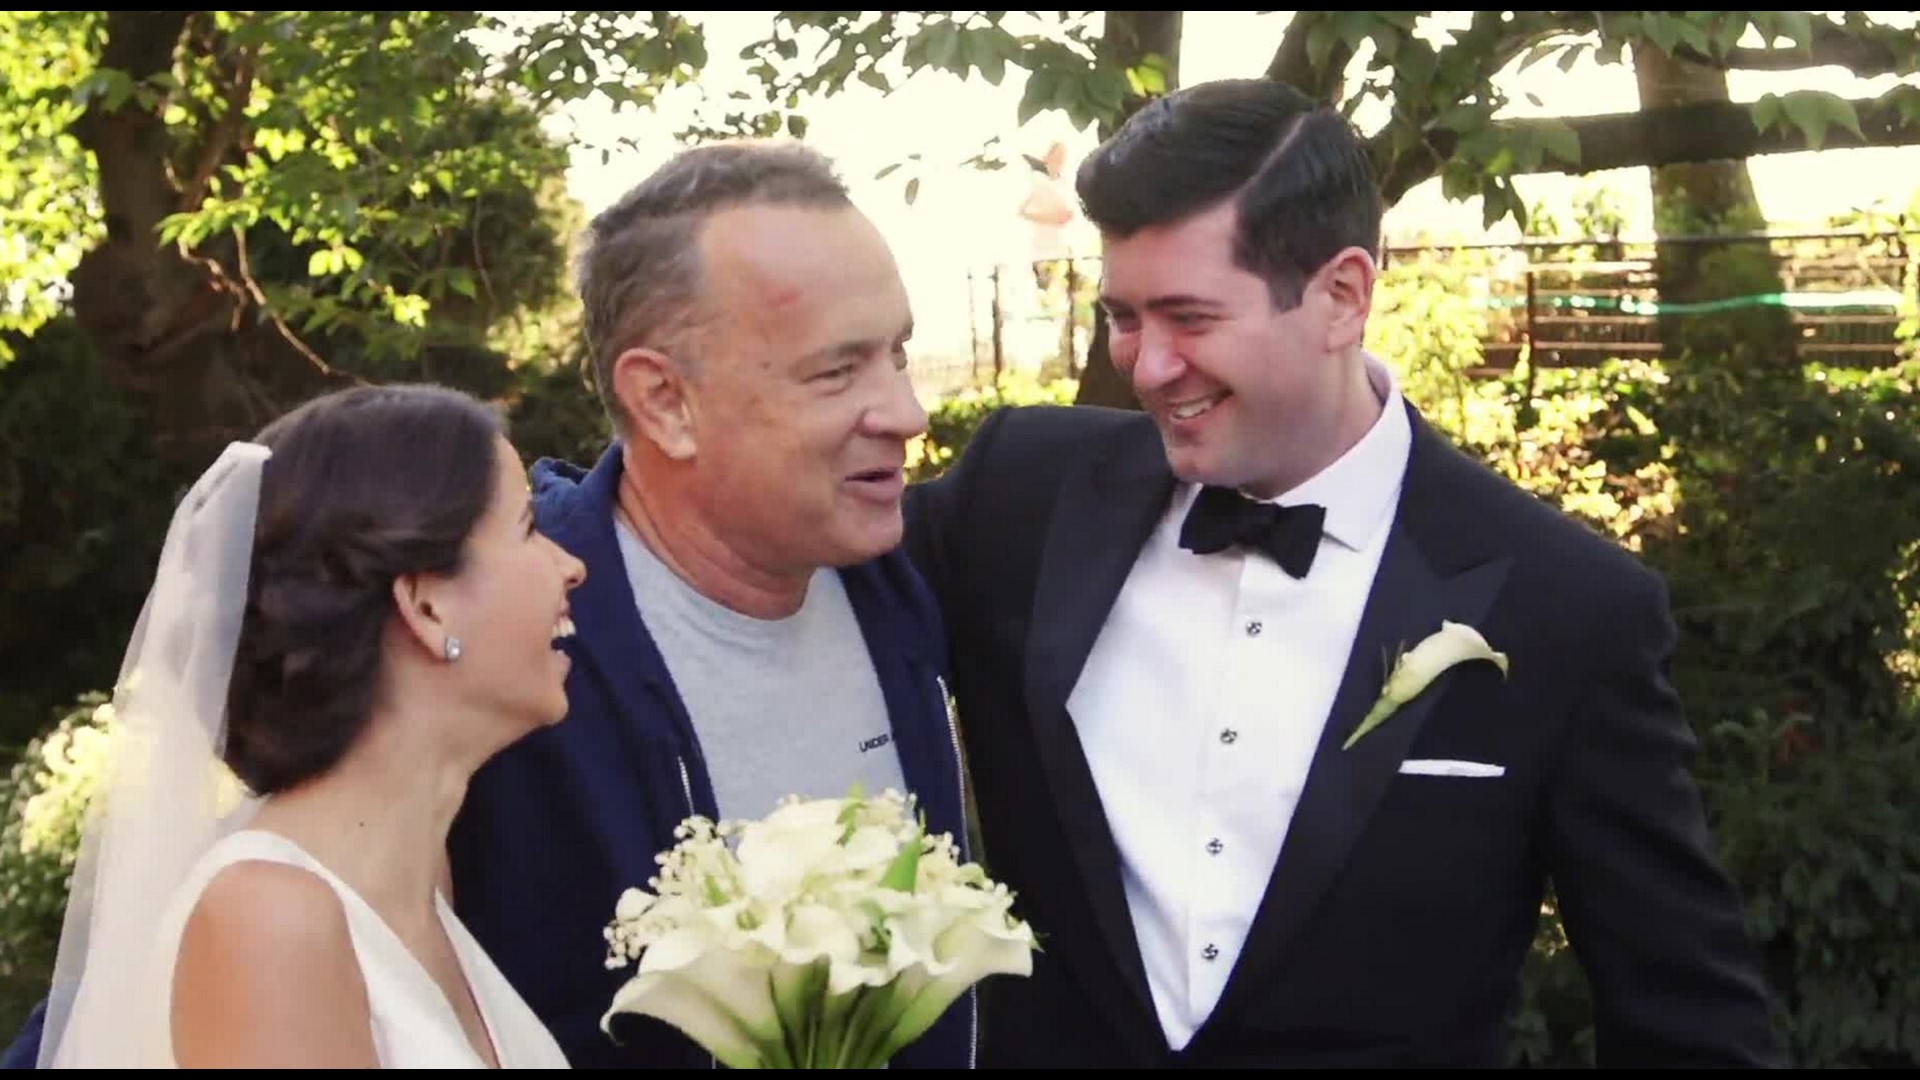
[1343,620,1509,750]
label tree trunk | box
[1265,11,1353,105]
[68,11,353,471]
[1632,45,1797,367]
[1073,10,1183,411]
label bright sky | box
[543,11,1920,366]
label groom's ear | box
[1312,245,1377,354]
[611,345,698,462]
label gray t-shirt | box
[616,520,906,822]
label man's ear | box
[611,346,698,461]
[1314,246,1377,353]
[390,571,454,662]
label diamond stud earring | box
[444,636,463,663]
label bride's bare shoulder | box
[171,859,380,1068]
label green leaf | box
[1711,14,1746,58]
[963,27,1011,85]
[1537,121,1580,167]
[1395,43,1436,90]
[1821,94,1864,141]
[1751,92,1785,135]
[1306,16,1339,73]
[977,42,1007,85]
[1370,26,1401,62]
[904,176,920,205]
[880,826,923,892]
[1482,177,1522,231]
[1126,53,1169,99]
[1776,10,1814,50]
[1640,13,1682,56]
[1891,84,1920,125]
[1674,16,1713,56]
[1018,65,1057,125]
[1089,68,1126,113]
[927,22,962,72]
[1781,91,1831,150]
[1436,102,1486,132]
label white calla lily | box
[1344,620,1509,750]
[602,928,786,1069]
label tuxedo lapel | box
[1022,420,1174,1058]
[1202,408,1513,1037]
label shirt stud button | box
[1245,620,1263,636]
[1206,838,1224,855]
[1202,943,1220,961]
[1220,728,1238,745]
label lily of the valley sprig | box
[1343,621,1509,750]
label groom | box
[903,78,1782,1068]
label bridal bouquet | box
[601,788,1036,1069]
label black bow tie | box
[1178,485,1327,578]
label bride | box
[38,383,586,1068]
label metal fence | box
[930,229,1915,393]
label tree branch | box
[180,41,259,212]
[1375,94,1920,206]
[1100,9,1183,133]
[1677,18,1908,78]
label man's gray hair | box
[576,139,853,434]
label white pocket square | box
[1398,759,1505,778]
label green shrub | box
[0,692,114,1037]
[906,372,1079,484]
[0,321,196,750]
[1388,350,1920,1067]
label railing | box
[1389,229,1914,373]
[930,229,1915,393]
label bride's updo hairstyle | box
[222,383,504,795]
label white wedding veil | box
[38,440,271,1068]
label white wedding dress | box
[138,828,571,1069]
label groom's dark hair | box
[1075,77,1383,310]
[224,383,504,796]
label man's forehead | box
[702,206,879,298]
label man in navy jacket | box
[441,141,977,1069]
[445,444,974,1070]
[1,139,975,1070]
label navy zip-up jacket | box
[445,443,978,1069]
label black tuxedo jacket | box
[903,401,1782,1069]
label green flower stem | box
[848,985,922,1069]
[1342,697,1401,750]
[806,981,861,1068]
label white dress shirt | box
[1065,353,1413,1050]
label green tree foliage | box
[0,10,702,463]
[686,11,1920,232]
